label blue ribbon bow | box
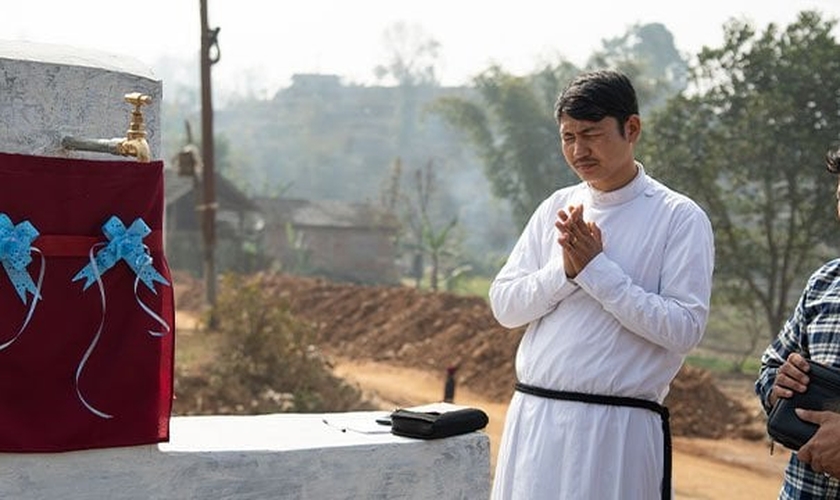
[72,216,169,292]
[0,213,40,303]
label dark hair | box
[827,146,840,174]
[554,70,639,130]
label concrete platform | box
[0,412,491,499]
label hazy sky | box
[4,0,838,98]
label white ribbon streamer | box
[0,247,45,351]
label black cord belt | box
[515,382,672,500]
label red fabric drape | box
[0,152,174,452]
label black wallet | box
[767,361,840,450]
[389,407,489,440]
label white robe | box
[489,165,714,500]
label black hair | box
[827,146,840,174]
[554,69,639,130]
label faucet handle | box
[124,92,152,109]
[124,92,151,140]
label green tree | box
[431,63,579,228]
[431,23,686,229]
[373,21,441,87]
[375,21,442,168]
[398,159,462,289]
[586,22,688,111]
[642,11,840,344]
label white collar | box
[587,162,649,208]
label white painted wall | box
[0,41,492,500]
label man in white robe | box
[489,69,714,500]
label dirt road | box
[332,358,791,500]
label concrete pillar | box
[0,40,161,160]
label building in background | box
[257,197,399,285]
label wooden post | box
[199,0,219,319]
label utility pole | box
[199,0,220,320]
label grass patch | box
[449,275,492,298]
[686,353,762,375]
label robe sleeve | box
[572,202,714,354]
[489,196,578,329]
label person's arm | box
[795,409,840,477]
[572,204,714,354]
[755,292,811,413]
[489,197,579,329]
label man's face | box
[559,114,640,192]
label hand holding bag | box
[767,361,840,450]
[390,407,489,439]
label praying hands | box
[555,204,602,278]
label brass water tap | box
[61,92,155,162]
[116,92,152,162]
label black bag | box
[389,407,489,440]
[767,361,840,450]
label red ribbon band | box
[33,231,164,257]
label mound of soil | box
[173,272,764,440]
